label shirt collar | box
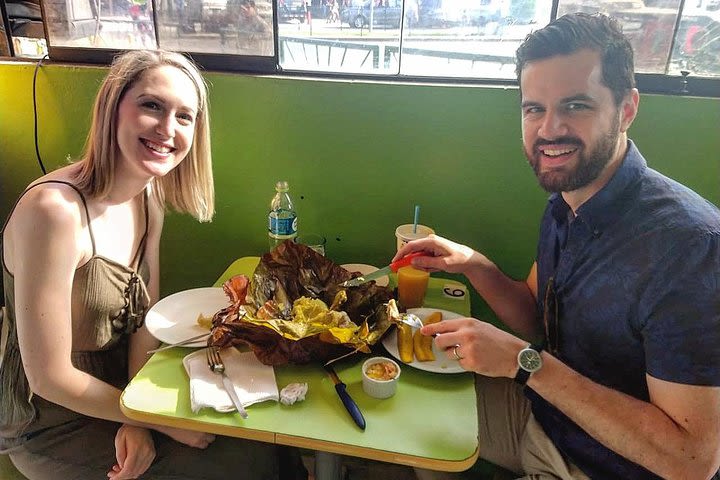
[548,140,647,232]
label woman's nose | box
[155,114,175,138]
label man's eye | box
[566,103,590,111]
[523,106,542,115]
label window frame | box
[1,0,718,98]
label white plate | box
[341,263,389,287]
[145,287,229,347]
[382,308,465,374]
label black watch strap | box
[513,342,544,386]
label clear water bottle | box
[268,180,298,250]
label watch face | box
[519,349,542,372]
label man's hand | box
[393,234,482,276]
[422,317,526,378]
[108,424,156,479]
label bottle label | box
[268,213,298,237]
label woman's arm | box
[11,186,214,448]
[12,186,129,421]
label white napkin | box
[183,348,279,414]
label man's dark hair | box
[515,12,636,105]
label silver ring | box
[452,344,463,361]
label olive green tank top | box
[0,180,151,451]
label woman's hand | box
[108,424,156,479]
[155,425,216,449]
[422,317,526,378]
[392,234,484,276]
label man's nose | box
[538,111,567,139]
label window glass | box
[41,0,274,55]
[279,0,554,76]
[42,0,157,48]
[0,6,10,55]
[670,1,720,76]
[157,0,274,55]
[557,0,720,77]
[16,0,720,86]
[278,0,402,73]
[399,0,552,78]
[4,0,47,57]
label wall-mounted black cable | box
[33,54,48,175]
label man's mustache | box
[534,137,583,149]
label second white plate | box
[145,287,229,347]
[382,307,465,374]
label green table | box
[121,257,478,479]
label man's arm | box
[397,235,540,339]
[530,356,720,479]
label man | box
[397,12,720,480]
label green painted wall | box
[1,62,719,321]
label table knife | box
[341,252,429,287]
[323,364,366,430]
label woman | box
[0,50,287,479]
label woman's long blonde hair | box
[74,50,214,222]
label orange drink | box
[397,266,430,309]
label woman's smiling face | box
[115,65,199,181]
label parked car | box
[418,0,501,27]
[341,0,403,28]
[279,0,307,23]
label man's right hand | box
[393,234,483,276]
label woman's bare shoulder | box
[13,175,86,232]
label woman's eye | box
[177,113,194,125]
[142,101,161,110]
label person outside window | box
[397,13,720,480]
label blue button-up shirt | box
[528,140,720,479]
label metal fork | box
[399,313,438,338]
[206,347,248,419]
[399,313,424,329]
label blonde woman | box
[0,50,288,479]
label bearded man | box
[397,12,720,480]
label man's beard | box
[526,115,620,193]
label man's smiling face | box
[520,48,626,194]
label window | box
[2,0,718,96]
[278,0,550,77]
[1,0,47,56]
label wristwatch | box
[514,343,544,386]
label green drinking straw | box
[413,205,420,233]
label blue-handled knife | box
[323,364,366,430]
